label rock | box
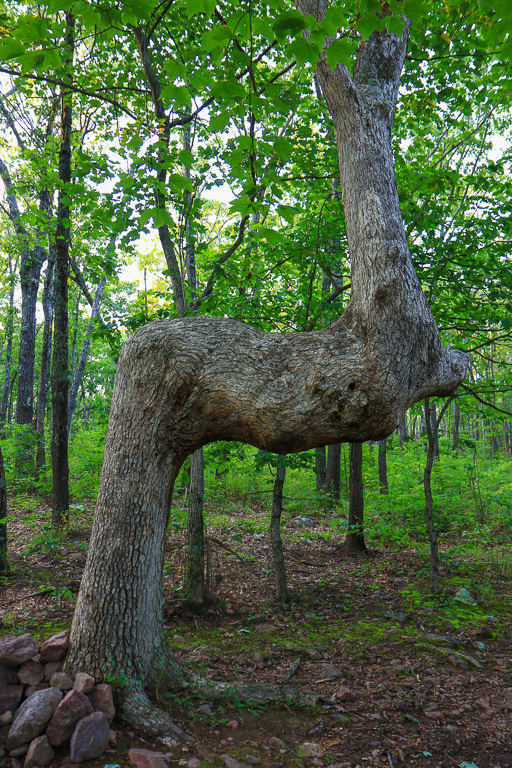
[23,736,54,768]
[0,688,23,718]
[69,711,109,763]
[0,666,19,686]
[0,636,37,669]
[244,756,261,766]
[188,760,201,768]
[318,665,343,680]
[46,690,94,746]
[0,714,11,727]
[49,672,73,691]
[25,684,49,698]
[88,684,115,721]
[197,704,212,716]
[6,688,62,750]
[254,624,277,633]
[336,685,356,702]
[43,662,62,682]
[220,757,250,768]
[268,737,286,749]
[226,720,239,729]
[9,744,29,757]
[39,632,70,664]
[18,662,43,687]
[300,742,322,758]
[127,748,168,768]
[73,673,95,695]
[425,633,458,647]
[454,588,477,606]
[384,610,409,623]
[108,730,117,747]
[306,649,323,661]
[294,516,315,527]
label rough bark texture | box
[0,256,16,425]
[398,412,408,450]
[325,443,341,500]
[344,442,368,557]
[270,463,289,601]
[67,5,468,738]
[452,399,460,449]
[430,401,440,459]
[423,398,440,593]
[378,439,388,495]
[51,12,73,527]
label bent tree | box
[66,2,468,743]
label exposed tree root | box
[119,685,195,747]
[186,672,319,708]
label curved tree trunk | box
[270,462,289,602]
[344,442,369,557]
[67,6,467,741]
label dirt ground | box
[1,498,511,768]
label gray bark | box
[325,443,341,500]
[344,442,368,556]
[398,412,408,450]
[378,439,388,495]
[67,276,106,432]
[0,444,8,576]
[185,448,211,609]
[423,398,440,593]
[270,462,289,601]
[36,250,54,473]
[0,255,16,425]
[67,6,468,739]
[314,446,326,492]
[452,399,460,449]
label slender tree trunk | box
[315,446,326,492]
[325,443,341,500]
[0,444,8,577]
[344,443,368,556]
[452,399,460,449]
[51,12,73,527]
[185,448,212,609]
[423,398,440,593]
[378,438,388,495]
[67,276,106,432]
[270,462,289,601]
[0,257,16,426]
[398,412,407,450]
[36,250,54,474]
[430,401,440,459]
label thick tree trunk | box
[314,446,326,492]
[423,398,440,593]
[325,443,341,500]
[36,251,54,474]
[185,448,212,609]
[344,442,368,556]
[67,7,467,741]
[270,462,289,601]
[51,13,73,527]
[378,438,388,495]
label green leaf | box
[185,0,215,18]
[326,37,354,71]
[0,37,26,59]
[167,174,194,193]
[179,149,194,168]
[273,11,307,40]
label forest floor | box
[1,493,511,768]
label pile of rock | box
[0,632,116,767]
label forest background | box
[0,0,512,763]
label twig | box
[279,658,300,684]
[208,536,247,562]
[387,752,395,768]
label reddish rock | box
[18,662,43,687]
[69,711,109,763]
[72,673,95,694]
[0,688,23,717]
[49,672,73,691]
[8,744,29,757]
[0,636,37,669]
[336,685,356,702]
[43,661,62,681]
[39,632,69,664]
[128,748,168,768]
[24,735,54,768]
[88,684,115,721]
[46,690,94,746]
